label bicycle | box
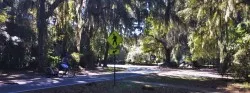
[44,66,59,78]
[57,66,76,78]
[43,63,77,78]
[57,62,79,78]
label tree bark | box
[37,0,48,70]
[218,11,229,75]
[79,26,95,70]
[45,0,65,19]
[37,0,65,70]
[164,46,172,63]
[148,35,172,64]
[103,41,109,67]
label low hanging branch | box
[46,0,66,19]
[0,0,14,11]
[147,34,168,46]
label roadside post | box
[107,31,123,86]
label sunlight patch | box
[76,81,87,83]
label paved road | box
[109,64,159,72]
[0,65,160,93]
[0,65,225,93]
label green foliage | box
[184,56,192,63]
[235,22,250,45]
[142,15,174,63]
[2,0,250,75]
[126,43,155,64]
[48,55,60,67]
[229,21,250,80]
[0,12,7,23]
[47,49,60,67]
[188,31,219,60]
[71,52,81,63]
[236,23,247,34]
[145,16,170,37]
[142,36,160,53]
[91,30,106,59]
[0,13,36,69]
[127,53,150,64]
[231,49,250,80]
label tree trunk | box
[36,0,66,71]
[79,26,95,70]
[218,43,228,75]
[103,41,109,67]
[37,0,48,70]
[151,36,172,64]
[62,30,67,56]
[218,12,229,76]
[164,46,172,63]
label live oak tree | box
[1,0,250,80]
[37,0,66,70]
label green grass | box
[127,74,229,90]
[127,74,250,92]
[23,73,250,93]
[24,80,194,93]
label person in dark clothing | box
[60,53,70,74]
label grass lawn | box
[127,73,226,89]
[23,80,195,93]
[23,73,250,93]
[127,74,250,93]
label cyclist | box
[60,53,70,75]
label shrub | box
[71,52,81,63]
[231,49,250,80]
[48,55,60,67]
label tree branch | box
[45,0,65,19]
[0,0,14,11]
[0,3,7,11]
[148,34,168,46]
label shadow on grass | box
[127,73,250,92]
[23,77,196,93]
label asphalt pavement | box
[0,65,160,93]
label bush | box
[71,52,81,63]
[230,49,250,80]
[48,55,60,67]
[126,53,151,65]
